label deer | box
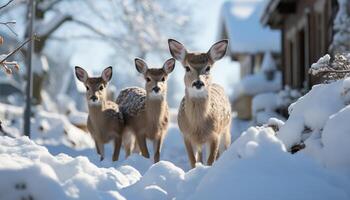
[116,58,175,163]
[168,39,232,168]
[75,66,127,162]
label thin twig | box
[312,69,350,75]
[0,21,16,25]
[0,0,15,10]
[0,36,36,64]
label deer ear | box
[135,58,148,74]
[208,40,228,62]
[102,66,113,82]
[163,58,175,74]
[75,66,88,82]
[168,39,187,63]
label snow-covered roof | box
[219,0,281,55]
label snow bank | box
[0,136,140,200]
[188,127,350,200]
[277,77,350,173]
[2,124,350,200]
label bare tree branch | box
[0,0,15,10]
[0,21,17,36]
[0,36,35,65]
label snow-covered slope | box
[277,78,350,173]
[1,125,350,200]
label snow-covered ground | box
[2,78,350,199]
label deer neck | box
[184,87,210,120]
[145,96,167,122]
[88,101,107,120]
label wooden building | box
[261,0,339,89]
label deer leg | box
[97,142,105,161]
[197,146,203,163]
[153,134,164,163]
[94,141,101,155]
[184,137,196,168]
[136,134,149,158]
[112,136,122,162]
[207,137,219,166]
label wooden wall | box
[281,0,338,89]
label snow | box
[309,54,331,75]
[2,124,350,200]
[276,77,350,175]
[233,70,282,100]
[261,51,277,72]
[220,1,280,54]
[277,80,345,150]
[252,92,285,125]
[330,0,350,53]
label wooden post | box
[24,0,35,138]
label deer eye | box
[185,66,191,72]
[161,77,165,82]
[99,85,104,90]
[86,86,90,91]
[146,77,151,82]
[205,66,210,74]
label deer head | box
[135,58,175,100]
[75,66,113,106]
[168,39,228,99]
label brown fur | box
[169,39,232,168]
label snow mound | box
[277,78,350,172]
[2,124,350,200]
[0,136,140,200]
[188,127,350,200]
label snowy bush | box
[309,53,350,82]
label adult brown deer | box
[168,39,232,168]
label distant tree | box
[57,0,194,59]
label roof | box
[219,0,281,56]
[261,0,297,28]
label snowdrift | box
[1,125,350,199]
[277,78,350,172]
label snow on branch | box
[309,53,350,82]
[329,0,350,54]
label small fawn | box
[168,39,232,168]
[116,58,175,163]
[75,66,125,161]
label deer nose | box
[90,95,98,102]
[153,86,160,93]
[192,80,204,89]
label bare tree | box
[56,0,194,59]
